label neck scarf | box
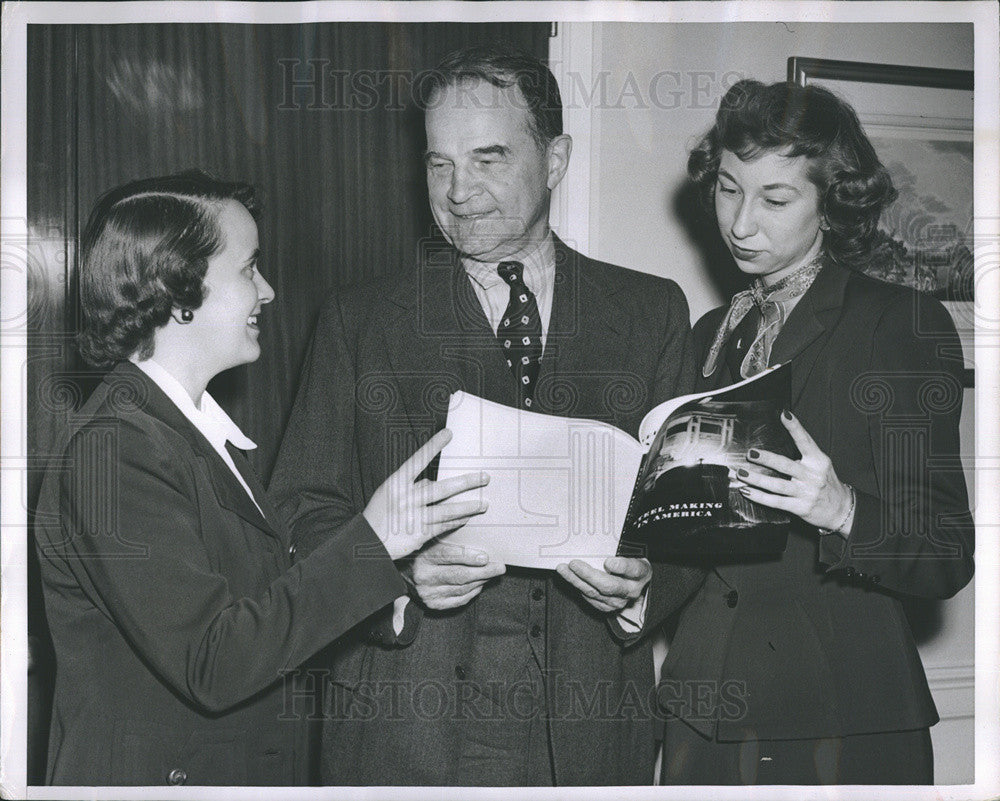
[702,255,824,379]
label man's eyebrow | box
[472,144,510,158]
[423,150,448,164]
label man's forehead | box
[425,80,535,148]
[429,77,528,111]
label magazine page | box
[621,363,797,560]
[636,363,787,448]
[436,391,644,570]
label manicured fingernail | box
[748,449,760,459]
[737,468,749,478]
[782,409,793,420]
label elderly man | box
[270,45,703,786]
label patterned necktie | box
[702,255,824,379]
[496,260,543,409]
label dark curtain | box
[26,21,550,784]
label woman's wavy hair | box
[688,79,897,267]
[77,170,259,368]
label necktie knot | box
[497,261,525,286]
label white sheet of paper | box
[436,392,644,570]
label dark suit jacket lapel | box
[536,237,626,418]
[114,362,280,540]
[769,261,850,407]
[381,256,517,433]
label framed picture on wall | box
[788,57,974,383]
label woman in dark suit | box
[34,172,488,786]
[658,80,973,784]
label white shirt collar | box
[462,234,556,293]
[129,357,257,453]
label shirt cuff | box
[616,583,649,633]
[391,595,410,636]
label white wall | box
[551,21,975,784]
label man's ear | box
[545,134,573,191]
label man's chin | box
[452,241,508,262]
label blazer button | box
[454,664,466,680]
[288,543,297,558]
[166,768,187,785]
[531,587,544,601]
[530,624,542,638]
[725,590,739,608]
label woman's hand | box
[363,429,489,560]
[737,410,855,536]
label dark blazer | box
[270,237,706,785]
[660,261,974,741]
[34,361,408,786]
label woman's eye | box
[717,183,737,195]
[764,198,790,208]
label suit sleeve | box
[51,420,407,714]
[817,292,974,599]
[610,279,708,644]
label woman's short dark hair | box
[688,79,897,267]
[77,170,259,368]
[419,44,563,146]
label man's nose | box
[447,163,480,205]
[730,197,757,240]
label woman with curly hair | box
[658,80,973,784]
[34,172,488,786]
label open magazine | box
[436,363,797,569]
[619,361,799,561]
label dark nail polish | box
[737,468,749,478]
[748,449,760,459]
[782,409,793,420]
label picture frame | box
[788,57,975,385]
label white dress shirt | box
[130,357,264,516]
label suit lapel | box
[381,256,516,434]
[537,238,627,419]
[114,362,279,539]
[769,262,850,407]
[381,239,631,430]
